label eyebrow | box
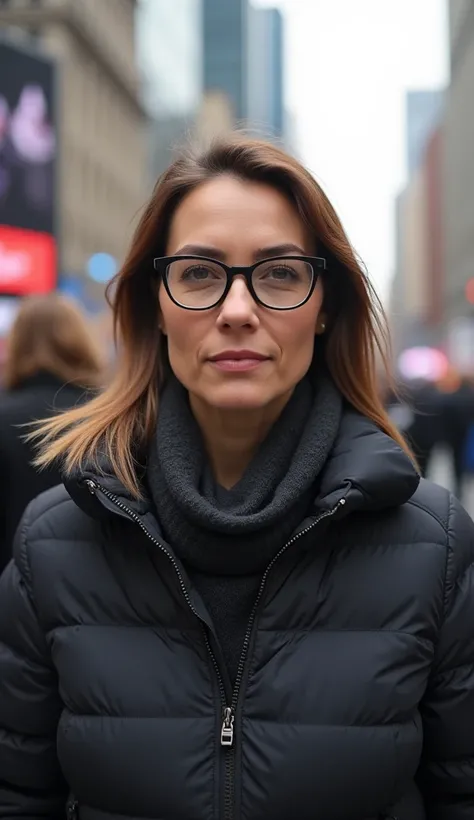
[173,243,308,261]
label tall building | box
[449,0,474,75]
[203,0,249,123]
[0,0,146,302]
[137,0,201,118]
[444,0,474,324]
[406,90,443,177]
[389,87,445,355]
[137,0,202,181]
[248,7,284,140]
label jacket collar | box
[315,409,420,513]
[64,407,419,526]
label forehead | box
[166,175,311,253]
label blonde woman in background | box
[0,293,104,572]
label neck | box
[189,392,293,489]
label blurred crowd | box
[384,369,474,502]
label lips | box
[207,350,271,373]
[208,350,269,362]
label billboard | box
[0,38,57,294]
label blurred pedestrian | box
[403,378,444,477]
[438,370,474,499]
[0,136,473,820]
[0,293,103,572]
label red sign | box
[0,225,56,295]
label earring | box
[320,322,326,332]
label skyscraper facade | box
[444,0,474,321]
[137,0,201,118]
[248,7,284,139]
[136,0,202,180]
[203,0,249,122]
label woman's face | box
[159,175,325,412]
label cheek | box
[271,301,322,363]
[159,303,210,369]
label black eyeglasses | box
[153,255,326,311]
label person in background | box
[0,293,104,573]
[438,369,474,500]
[402,378,444,477]
[0,136,473,820]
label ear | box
[315,314,327,336]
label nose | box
[216,275,259,330]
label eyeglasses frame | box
[153,254,327,311]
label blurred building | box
[198,0,288,148]
[248,7,284,139]
[406,90,443,176]
[449,0,474,75]
[0,38,57,298]
[390,90,445,356]
[137,0,201,181]
[0,0,147,303]
[203,0,250,124]
[137,0,201,118]
[444,0,474,327]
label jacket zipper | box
[67,797,78,820]
[85,478,346,820]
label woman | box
[0,293,103,572]
[0,137,473,820]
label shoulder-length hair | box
[31,135,412,496]
[4,293,104,390]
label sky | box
[255,0,449,301]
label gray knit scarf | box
[147,373,343,577]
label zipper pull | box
[67,799,78,820]
[85,479,97,495]
[221,706,235,747]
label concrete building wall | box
[401,166,429,319]
[444,1,474,320]
[0,0,146,289]
[450,0,474,73]
[424,127,444,327]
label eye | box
[180,264,218,281]
[267,264,299,280]
[257,263,302,282]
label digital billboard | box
[0,37,57,294]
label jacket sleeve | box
[0,504,68,818]
[417,494,474,819]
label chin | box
[200,383,274,411]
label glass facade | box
[136,0,202,118]
[248,7,284,139]
[203,0,249,121]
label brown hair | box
[31,135,412,496]
[4,293,104,390]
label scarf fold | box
[147,374,343,577]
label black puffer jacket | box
[1,411,474,820]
